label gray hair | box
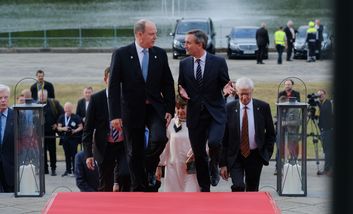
[235,77,254,90]
[287,20,293,27]
[134,19,153,35]
[0,84,10,94]
[261,22,266,28]
[187,29,208,49]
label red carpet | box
[42,192,280,214]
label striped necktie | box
[196,59,203,88]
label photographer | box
[57,102,83,177]
[316,89,334,176]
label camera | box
[307,93,320,107]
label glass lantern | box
[276,100,308,196]
[13,100,45,197]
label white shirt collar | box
[239,99,253,110]
[193,51,207,63]
[135,41,147,54]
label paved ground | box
[0,52,332,86]
[0,52,333,213]
[0,160,331,214]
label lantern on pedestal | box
[14,78,45,197]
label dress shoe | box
[260,61,265,64]
[210,164,220,186]
[273,169,278,176]
[317,170,327,175]
[62,171,71,177]
[51,170,57,176]
[286,59,292,61]
[45,168,49,174]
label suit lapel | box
[146,48,158,83]
[252,100,260,137]
[233,102,240,138]
[128,43,145,82]
[203,54,213,84]
[186,57,198,85]
[3,108,13,144]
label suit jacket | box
[284,26,296,44]
[83,89,112,163]
[76,98,87,121]
[220,99,275,168]
[256,27,270,47]
[0,108,15,189]
[278,89,301,102]
[75,151,99,192]
[318,99,333,131]
[178,53,230,128]
[108,43,175,128]
[30,80,55,101]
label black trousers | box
[62,138,78,173]
[44,136,56,171]
[124,104,168,191]
[229,149,264,192]
[0,162,13,192]
[98,142,130,192]
[287,42,294,60]
[276,44,284,64]
[188,108,224,192]
[257,45,266,63]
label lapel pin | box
[154,55,157,59]
[257,107,260,110]
[130,56,133,59]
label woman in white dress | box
[156,96,199,192]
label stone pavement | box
[0,52,333,213]
[0,160,331,214]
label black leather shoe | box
[317,170,326,175]
[210,165,220,186]
[51,170,57,176]
[61,171,70,177]
[45,168,49,174]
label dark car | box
[293,25,333,59]
[226,26,268,59]
[170,18,216,59]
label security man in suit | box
[0,84,14,192]
[108,19,175,192]
[84,67,130,192]
[178,29,234,192]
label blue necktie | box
[0,113,4,144]
[112,127,119,142]
[141,48,149,81]
[196,59,203,88]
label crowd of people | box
[256,19,326,64]
[0,18,334,193]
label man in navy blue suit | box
[178,30,234,192]
[0,84,14,192]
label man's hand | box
[86,157,95,171]
[155,166,163,181]
[178,85,190,100]
[223,81,235,96]
[111,118,123,130]
[165,113,172,127]
[220,166,229,181]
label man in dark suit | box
[284,20,297,61]
[76,86,93,124]
[84,67,130,192]
[278,79,301,102]
[255,23,270,64]
[30,69,55,101]
[220,77,275,192]
[178,29,234,192]
[315,19,324,60]
[0,84,14,192]
[108,19,175,192]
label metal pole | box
[43,30,48,48]
[8,32,12,48]
[79,28,82,47]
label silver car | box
[226,26,268,59]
